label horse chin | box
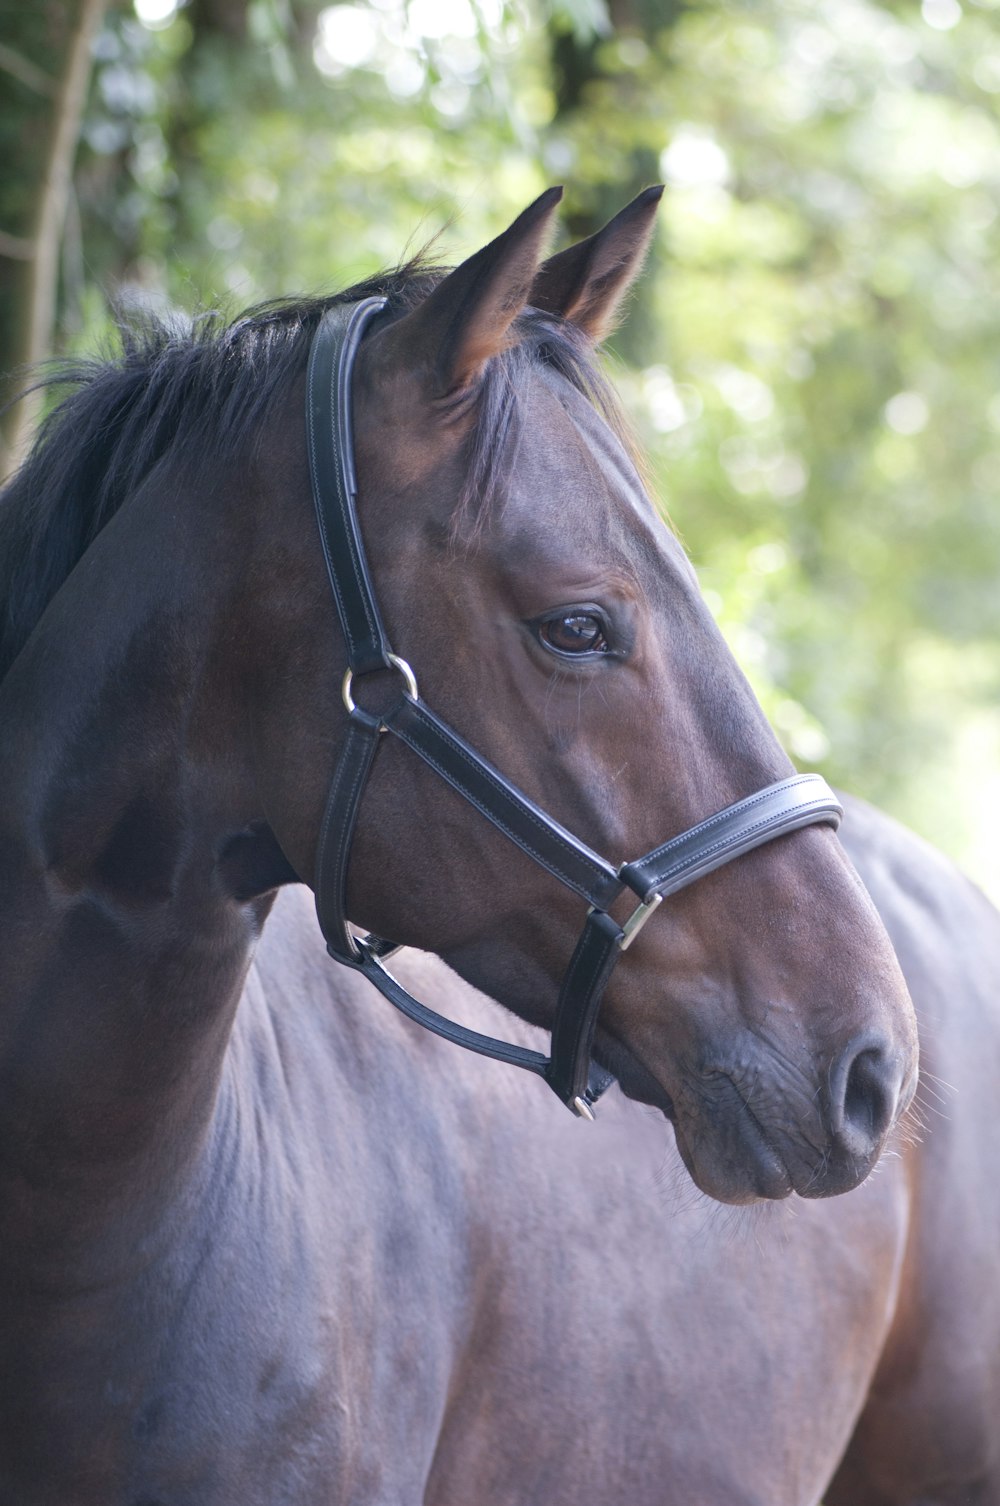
[684,1098,886,1204]
[616,1077,795,1205]
[673,1111,798,1204]
[673,1101,885,1205]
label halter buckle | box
[619,891,663,952]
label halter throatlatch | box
[307,298,844,1117]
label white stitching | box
[397,705,617,891]
[329,307,381,653]
[316,723,377,950]
[635,788,838,891]
[637,777,817,867]
[308,304,384,665]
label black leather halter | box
[306,297,844,1117]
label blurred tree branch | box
[0,43,57,96]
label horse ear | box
[529,186,664,342]
[379,187,564,401]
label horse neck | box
[0,448,289,1273]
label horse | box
[0,185,996,1505]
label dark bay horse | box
[0,187,995,1504]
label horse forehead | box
[506,366,691,581]
[512,367,645,514]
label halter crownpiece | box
[306,298,844,1118]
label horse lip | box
[604,1031,891,1201]
[653,1067,799,1203]
[734,1102,796,1199]
[664,1101,794,1203]
[596,1034,809,1201]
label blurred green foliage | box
[6,0,1000,898]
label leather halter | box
[306,297,844,1117]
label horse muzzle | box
[650,1030,917,1205]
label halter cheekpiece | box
[307,298,843,1118]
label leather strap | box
[384,696,624,911]
[347,944,551,1077]
[306,298,391,676]
[546,908,623,1109]
[314,707,382,961]
[620,774,844,902]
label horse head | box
[253,189,918,1204]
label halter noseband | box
[306,298,843,1118]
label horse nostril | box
[830,1038,901,1159]
[844,1049,888,1138]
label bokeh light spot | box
[922,0,962,29]
[885,391,930,434]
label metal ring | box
[342,654,419,716]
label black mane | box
[0,265,625,685]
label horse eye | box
[539,613,609,656]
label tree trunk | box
[0,0,108,480]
